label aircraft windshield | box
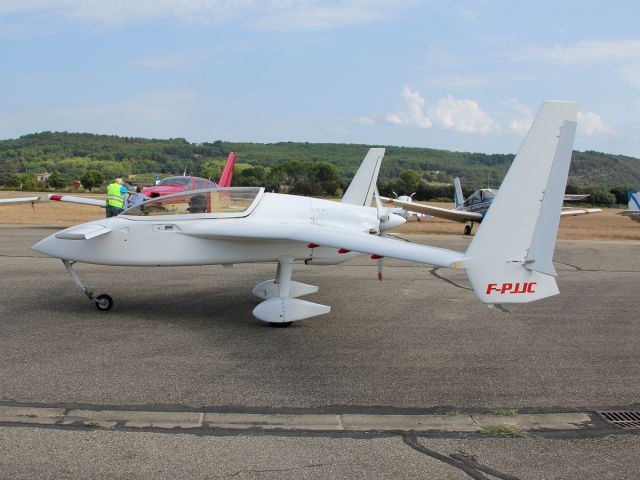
[463,189,497,207]
[160,176,193,188]
[122,187,263,218]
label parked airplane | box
[383,175,601,235]
[620,190,640,223]
[389,192,430,221]
[0,152,237,208]
[31,102,578,326]
[142,152,237,198]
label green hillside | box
[1,132,639,205]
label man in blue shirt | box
[127,186,149,208]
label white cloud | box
[401,86,432,128]
[134,55,189,69]
[385,86,498,134]
[355,116,375,125]
[519,38,640,65]
[0,0,412,30]
[384,114,404,125]
[505,98,533,134]
[502,100,611,136]
[578,111,612,135]
[427,95,498,134]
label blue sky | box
[1,1,639,157]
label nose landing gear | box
[94,294,114,311]
[62,260,113,311]
[464,223,473,235]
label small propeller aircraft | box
[620,190,640,223]
[382,165,601,235]
[0,152,237,209]
[388,192,430,221]
[142,152,237,198]
[27,101,579,327]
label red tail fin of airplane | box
[217,152,236,187]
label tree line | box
[2,132,639,205]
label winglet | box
[463,101,579,303]
[217,152,237,187]
[341,148,385,206]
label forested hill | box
[2,132,639,204]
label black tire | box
[464,225,472,236]
[269,321,293,328]
[95,294,113,311]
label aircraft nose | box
[32,234,65,258]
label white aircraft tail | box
[453,177,464,209]
[628,191,640,211]
[461,101,578,303]
[341,148,385,206]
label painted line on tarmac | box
[0,405,593,433]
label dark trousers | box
[106,205,123,217]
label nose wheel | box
[464,224,473,235]
[62,260,114,312]
[94,294,114,311]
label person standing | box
[106,178,131,217]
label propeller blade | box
[374,186,383,217]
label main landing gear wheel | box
[269,321,293,328]
[464,224,472,235]
[95,294,113,311]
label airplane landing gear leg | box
[62,260,113,311]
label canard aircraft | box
[0,152,237,209]
[382,163,601,235]
[29,101,577,327]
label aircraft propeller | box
[373,187,393,281]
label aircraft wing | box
[183,222,464,268]
[560,207,601,216]
[0,194,106,207]
[620,211,640,222]
[380,197,483,223]
[563,194,590,201]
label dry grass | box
[395,202,640,241]
[0,192,103,227]
[1,192,638,241]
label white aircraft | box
[389,192,430,221]
[382,167,601,235]
[29,101,577,327]
[620,190,640,223]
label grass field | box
[1,191,638,241]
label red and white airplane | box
[0,152,237,208]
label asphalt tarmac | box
[1,225,639,478]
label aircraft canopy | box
[122,187,264,218]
